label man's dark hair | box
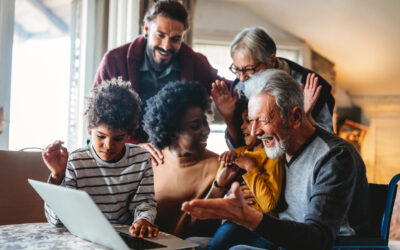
[84,77,141,135]
[143,81,209,150]
[144,0,189,30]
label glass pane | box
[10,0,72,150]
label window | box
[9,0,73,150]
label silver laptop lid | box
[28,179,198,250]
[28,179,130,250]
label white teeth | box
[257,135,273,140]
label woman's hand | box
[211,80,238,123]
[139,143,164,167]
[302,73,321,125]
[129,219,159,238]
[42,140,68,184]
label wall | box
[193,0,305,45]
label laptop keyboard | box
[118,231,166,249]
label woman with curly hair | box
[143,81,220,238]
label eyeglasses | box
[229,62,262,77]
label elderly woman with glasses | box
[212,27,335,149]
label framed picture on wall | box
[338,120,368,152]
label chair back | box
[380,173,400,241]
[368,183,389,237]
[0,150,49,225]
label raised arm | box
[211,81,241,146]
[42,140,68,185]
[302,73,322,127]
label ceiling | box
[227,0,400,95]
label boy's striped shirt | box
[45,143,156,227]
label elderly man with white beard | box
[182,69,370,250]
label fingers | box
[245,199,255,206]
[139,224,147,238]
[129,224,140,237]
[306,73,318,92]
[148,226,159,238]
[181,199,225,220]
[233,88,239,102]
[305,73,311,89]
[219,151,237,167]
[44,140,64,153]
[230,182,244,200]
[140,143,164,166]
[211,80,229,98]
[130,223,146,238]
[241,185,254,200]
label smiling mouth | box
[257,135,274,147]
[155,48,173,58]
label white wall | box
[193,0,305,45]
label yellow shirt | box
[216,146,284,213]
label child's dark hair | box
[84,77,141,135]
[232,96,249,146]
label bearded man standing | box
[94,0,228,163]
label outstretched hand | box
[181,182,263,230]
[211,80,238,123]
[42,140,68,184]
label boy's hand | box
[42,140,68,184]
[129,219,159,238]
[139,143,164,167]
[218,150,237,167]
[234,153,257,172]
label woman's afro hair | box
[143,81,209,150]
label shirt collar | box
[140,50,180,77]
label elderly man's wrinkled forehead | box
[247,92,278,121]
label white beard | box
[262,137,285,159]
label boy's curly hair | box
[84,77,141,135]
[143,81,209,150]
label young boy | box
[42,78,158,238]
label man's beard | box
[146,44,175,73]
[258,133,289,159]
[261,136,285,159]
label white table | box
[0,223,107,249]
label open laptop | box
[28,179,198,250]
